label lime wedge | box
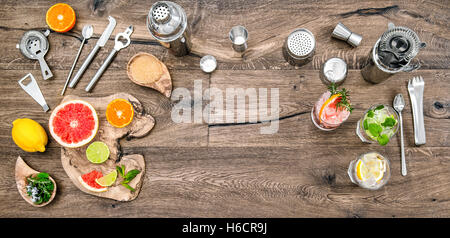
[95,170,117,187]
[86,141,110,164]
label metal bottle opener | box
[18,73,49,112]
[85,25,133,92]
[17,30,53,80]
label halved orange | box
[106,99,134,128]
[318,94,341,122]
[46,3,76,33]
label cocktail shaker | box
[282,28,315,66]
[361,23,426,84]
[147,1,190,56]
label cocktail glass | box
[356,104,399,145]
[311,91,351,131]
[348,151,391,190]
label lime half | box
[95,170,117,187]
[86,141,110,164]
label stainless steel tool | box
[332,22,362,47]
[393,93,407,176]
[200,55,217,73]
[408,76,426,145]
[320,57,347,86]
[147,1,190,56]
[282,28,315,66]
[61,25,93,95]
[85,25,133,92]
[18,73,49,112]
[361,23,426,84]
[17,30,53,80]
[229,26,249,52]
[69,16,117,88]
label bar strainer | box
[361,22,426,84]
[282,28,315,66]
[17,30,53,80]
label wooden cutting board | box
[60,93,155,201]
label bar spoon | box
[61,25,93,95]
[394,93,407,176]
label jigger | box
[332,22,362,47]
[229,26,248,52]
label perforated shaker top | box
[287,29,315,57]
[152,3,170,23]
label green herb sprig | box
[116,165,140,192]
[328,83,354,113]
[26,172,54,205]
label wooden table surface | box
[1,0,449,218]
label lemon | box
[356,153,386,182]
[86,141,110,164]
[12,118,48,152]
[95,170,117,187]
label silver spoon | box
[61,25,93,95]
[393,93,406,176]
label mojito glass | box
[356,104,399,145]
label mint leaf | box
[367,110,374,118]
[363,119,369,130]
[124,169,140,183]
[116,166,124,178]
[375,105,384,110]
[377,134,389,145]
[381,117,397,127]
[36,172,49,179]
[121,182,136,192]
[368,123,382,137]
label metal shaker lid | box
[286,28,315,59]
[320,58,347,86]
[146,1,187,42]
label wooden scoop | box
[127,52,172,98]
[15,156,56,207]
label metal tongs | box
[85,25,133,92]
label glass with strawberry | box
[311,83,353,131]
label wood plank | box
[208,69,450,147]
[0,0,448,71]
[0,146,448,217]
[0,69,209,148]
[0,0,448,218]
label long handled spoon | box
[61,25,93,95]
[393,93,406,176]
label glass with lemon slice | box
[348,152,390,190]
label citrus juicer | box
[361,22,426,84]
[147,1,190,56]
[17,30,53,80]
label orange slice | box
[318,94,341,122]
[106,99,134,128]
[46,3,76,33]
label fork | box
[407,76,426,145]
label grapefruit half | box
[49,100,98,148]
[78,170,108,192]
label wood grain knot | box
[429,101,449,119]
